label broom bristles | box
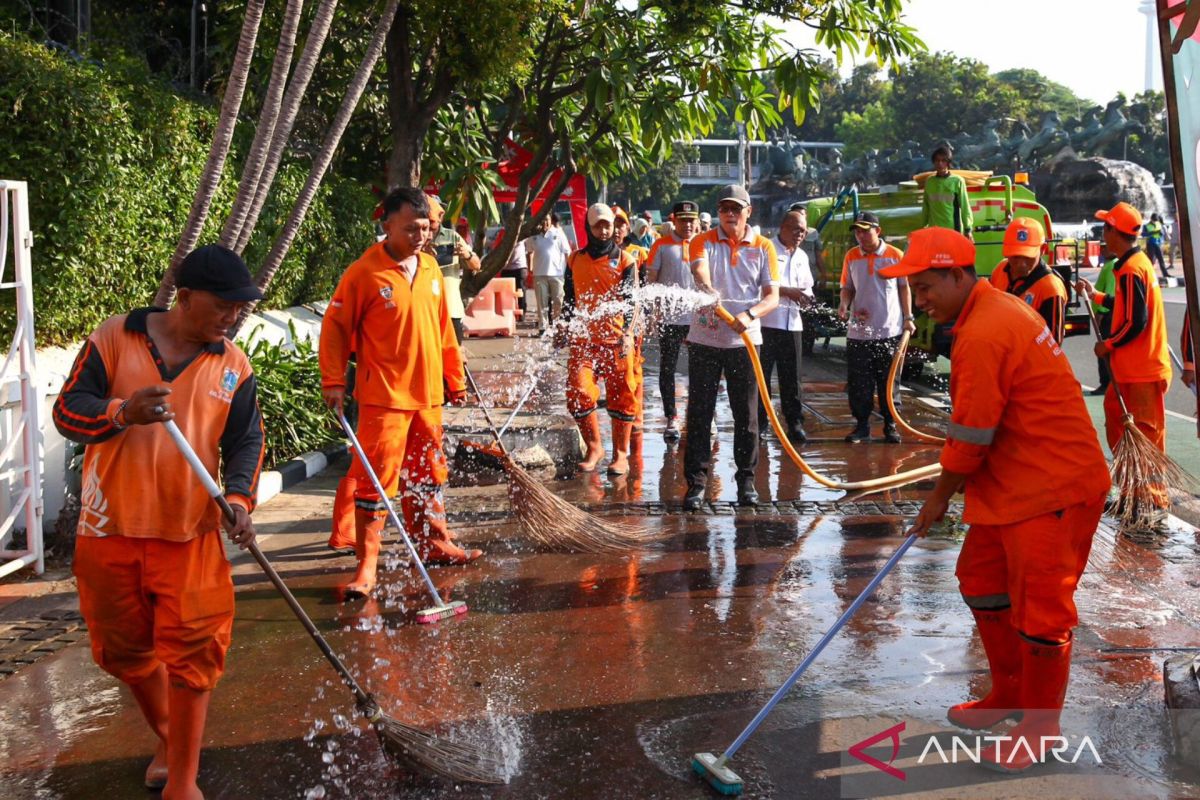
[503,456,656,553]
[1111,418,1198,530]
[375,713,506,784]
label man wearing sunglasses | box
[683,184,780,509]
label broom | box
[463,366,653,553]
[162,420,503,785]
[1083,302,1195,529]
[692,533,919,794]
[336,410,468,623]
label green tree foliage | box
[245,328,340,467]
[0,32,374,345]
[993,68,1090,119]
[885,52,1021,143]
[609,146,699,211]
[835,99,895,159]
[443,0,922,295]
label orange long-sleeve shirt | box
[990,260,1067,343]
[942,281,1109,525]
[1093,248,1171,384]
[320,242,464,410]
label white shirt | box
[686,228,779,349]
[505,238,527,271]
[761,236,813,332]
[840,240,906,341]
[527,228,572,278]
[648,232,695,325]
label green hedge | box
[0,32,375,346]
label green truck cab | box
[803,175,1090,376]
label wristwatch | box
[903,315,914,321]
[745,308,757,320]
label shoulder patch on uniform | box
[431,278,441,297]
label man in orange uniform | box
[614,206,651,459]
[558,202,641,475]
[1077,201,1173,528]
[990,217,1067,343]
[887,228,1110,773]
[320,188,478,598]
[53,245,265,799]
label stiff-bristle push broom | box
[163,419,502,784]
[336,410,468,623]
[692,533,918,795]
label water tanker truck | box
[802,172,1091,378]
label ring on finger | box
[152,405,165,415]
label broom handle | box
[335,411,448,609]
[717,533,918,765]
[463,366,510,456]
[1169,346,1199,397]
[162,420,375,710]
[498,376,539,440]
[1081,301,1132,417]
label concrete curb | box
[255,441,348,506]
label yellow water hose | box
[716,306,942,492]
[884,331,946,444]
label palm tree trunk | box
[234,0,340,254]
[220,0,306,249]
[153,0,266,309]
[229,0,401,337]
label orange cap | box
[1002,217,1045,259]
[426,194,445,221]
[878,227,975,278]
[1095,202,1142,236]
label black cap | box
[672,200,699,219]
[715,184,751,208]
[176,245,264,302]
[851,211,881,230]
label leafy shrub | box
[0,31,375,346]
[246,327,341,468]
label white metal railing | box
[0,181,43,577]
[679,162,741,179]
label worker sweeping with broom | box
[52,244,266,799]
[556,202,641,476]
[886,227,1110,774]
[1076,201,1173,534]
[320,187,480,599]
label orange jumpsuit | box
[563,248,641,422]
[52,310,265,691]
[623,242,650,437]
[320,242,465,549]
[1092,248,1172,507]
[990,260,1067,343]
[944,281,1110,641]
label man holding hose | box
[53,244,265,799]
[885,227,1109,773]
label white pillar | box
[1141,0,1160,92]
